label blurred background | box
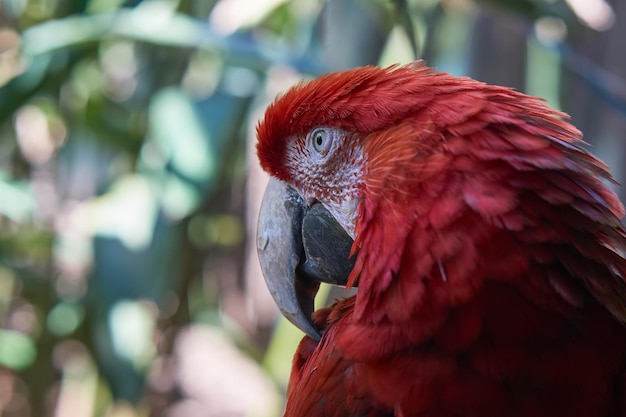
[0,0,625,416]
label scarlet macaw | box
[256,62,626,417]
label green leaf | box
[0,329,37,370]
[149,88,216,183]
[0,179,35,222]
[0,54,52,123]
[47,302,85,336]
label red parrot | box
[255,62,626,417]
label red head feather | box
[256,62,464,181]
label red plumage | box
[256,62,626,416]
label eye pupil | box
[316,134,323,146]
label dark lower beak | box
[257,178,356,341]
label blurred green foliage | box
[0,0,624,416]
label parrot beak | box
[257,178,356,341]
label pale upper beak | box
[256,177,356,341]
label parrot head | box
[256,66,402,340]
[256,65,410,239]
[256,63,454,340]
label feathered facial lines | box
[284,126,366,238]
[290,127,362,191]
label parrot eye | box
[310,128,332,157]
